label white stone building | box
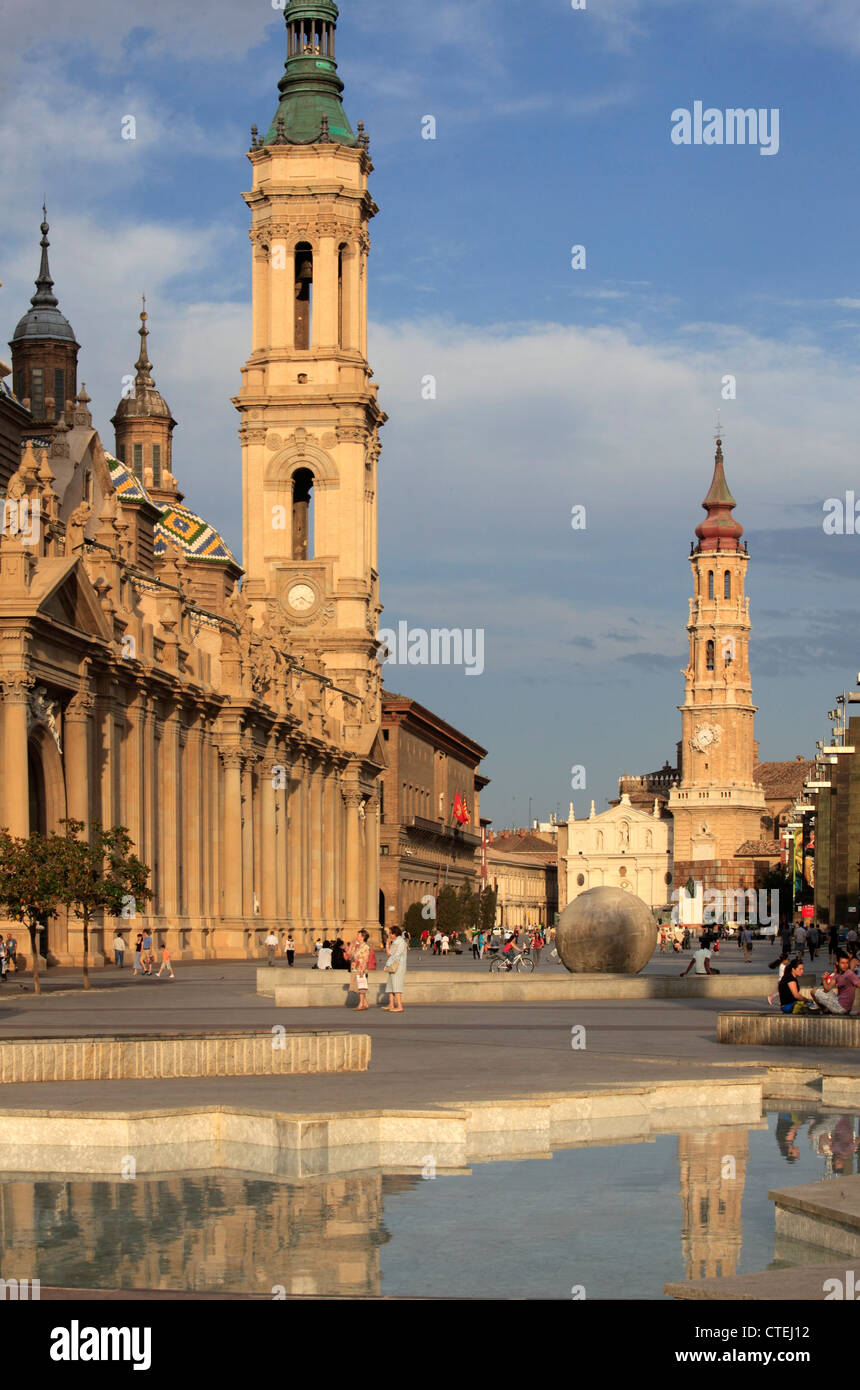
[557,795,674,913]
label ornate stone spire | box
[694,430,744,553]
[32,204,59,310]
[134,295,155,388]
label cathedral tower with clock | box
[235,0,385,706]
[667,432,767,898]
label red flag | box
[453,794,470,826]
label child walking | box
[156,945,175,979]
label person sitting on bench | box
[680,938,720,977]
[779,957,817,1014]
[813,955,860,1015]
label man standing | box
[283,933,295,967]
[113,932,126,969]
[265,930,279,966]
[141,929,154,975]
[6,935,16,972]
[794,921,807,956]
[740,925,754,963]
[807,924,819,962]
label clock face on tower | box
[690,722,722,753]
[286,582,316,614]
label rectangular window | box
[14,372,24,401]
[117,444,126,465]
[30,367,44,419]
[152,443,162,487]
[53,368,65,415]
[132,442,143,479]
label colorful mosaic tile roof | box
[105,453,237,566]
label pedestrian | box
[829,923,840,963]
[382,925,407,1013]
[351,929,371,1011]
[113,932,126,969]
[441,933,449,956]
[531,929,543,968]
[432,930,442,956]
[739,925,753,963]
[141,929,154,975]
[132,933,143,975]
[472,932,480,960]
[807,925,819,962]
[794,921,807,956]
[156,944,175,979]
[0,936,6,984]
[265,930,279,966]
[6,935,17,971]
[847,925,859,955]
[284,933,295,967]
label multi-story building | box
[378,691,487,927]
[485,830,558,929]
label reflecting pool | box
[0,1106,855,1299]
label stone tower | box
[9,207,79,437]
[235,0,385,708]
[111,300,182,504]
[668,433,767,899]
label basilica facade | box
[0,0,385,962]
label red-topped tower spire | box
[694,432,744,553]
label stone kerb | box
[0,1031,370,1083]
[718,1011,860,1048]
[260,968,799,1007]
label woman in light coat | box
[382,926,407,1013]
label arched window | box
[294,242,313,348]
[596,831,604,850]
[708,571,714,600]
[706,640,715,671]
[291,467,314,560]
[724,571,731,599]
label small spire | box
[135,296,155,388]
[30,204,59,310]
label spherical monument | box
[556,886,656,974]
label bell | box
[296,258,313,281]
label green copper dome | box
[260,0,359,147]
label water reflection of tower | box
[677,1130,749,1281]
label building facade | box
[485,830,558,929]
[557,795,672,913]
[0,0,384,961]
[378,692,487,927]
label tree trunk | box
[82,913,90,990]
[27,922,40,996]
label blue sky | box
[3,0,860,826]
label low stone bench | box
[259,966,803,1007]
[718,1011,860,1047]
[0,1030,370,1083]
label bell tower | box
[235,0,385,703]
[668,431,767,895]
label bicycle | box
[489,948,534,974]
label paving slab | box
[665,1262,859,1300]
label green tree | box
[403,901,425,940]
[457,881,480,934]
[436,884,460,936]
[52,820,152,990]
[478,885,498,933]
[0,829,62,995]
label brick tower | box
[668,432,767,901]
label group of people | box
[313,927,408,1012]
[114,932,175,979]
[264,932,296,966]
[771,950,860,1016]
[417,924,549,963]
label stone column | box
[322,766,337,927]
[64,689,94,831]
[185,719,204,925]
[221,749,244,921]
[343,789,362,929]
[365,793,380,930]
[308,757,324,930]
[274,745,289,922]
[288,756,305,938]
[159,711,180,920]
[261,747,278,922]
[241,753,256,926]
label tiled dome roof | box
[106,454,237,565]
